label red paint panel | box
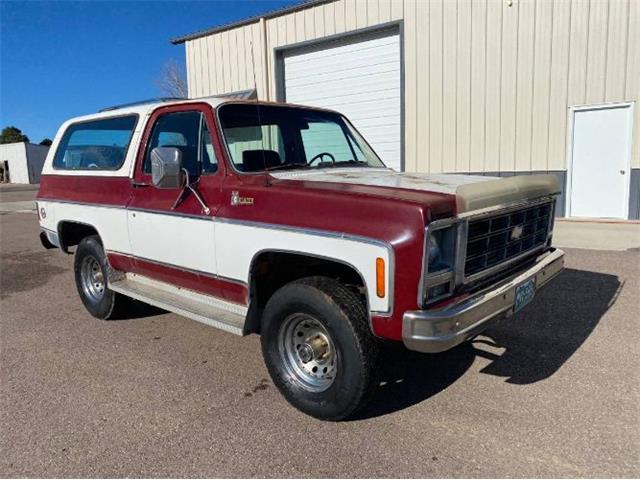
[107,252,136,272]
[107,252,248,306]
[37,175,133,206]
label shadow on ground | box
[354,267,622,420]
[109,298,166,320]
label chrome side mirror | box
[150,147,183,189]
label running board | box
[109,273,247,336]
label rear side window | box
[53,115,138,170]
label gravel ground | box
[1,205,639,477]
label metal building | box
[172,0,640,219]
[0,142,49,184]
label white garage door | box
[283,31,402,171]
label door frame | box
[565,101,635,219]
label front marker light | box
[375,257,385,298]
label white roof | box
[65,96,234,125]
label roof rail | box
[98,97,184,113]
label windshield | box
[218,103,386,173]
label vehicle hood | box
[270,168,560,213]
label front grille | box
[464,202,552,277]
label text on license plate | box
[514,278,536,312]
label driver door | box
[127,103,225,289]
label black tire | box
[261,276,379,421]
[74,235,128,320]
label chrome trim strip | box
[455,219,469,285]
[457,195,556,219]
[128,206,213,220]
[38,198,124,210]
[39,198,215,221]
[106,250,248,288]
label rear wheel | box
[74,235,127,319]
[261,276,379,420]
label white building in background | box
[172,0,639,220]
[0,142,49,184]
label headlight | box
[422,222,458,305]
[427,226,456,273]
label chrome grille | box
[464,202,552,277]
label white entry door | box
[283,30,401,171]
[569,104,633,219]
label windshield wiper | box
[315,159,370,169]
[265,162,311,172]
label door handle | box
[620,170,626,175]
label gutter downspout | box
[260,17,270,101]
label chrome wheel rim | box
[80,255,105,303]
[278,313,337,392]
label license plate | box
[514,278,536,312]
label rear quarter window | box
[53,115,138,171]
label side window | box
[200,118,218,174]
[53,115,138,170]
[144,111,202,177]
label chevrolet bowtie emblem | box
[231,191,254,206]
[510,225,524,240]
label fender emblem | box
[510,225,524,240]
[231,191,254,206]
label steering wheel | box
[87,163,99,169]
[308,152,336,165]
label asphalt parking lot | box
[1,188,639,477]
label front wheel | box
[261,276,379,420]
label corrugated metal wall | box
[185,0,640,173]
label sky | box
[0,0,299,143]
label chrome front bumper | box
[402,248,565,353]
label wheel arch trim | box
[56,220,102,253]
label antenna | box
[249,40,271,187]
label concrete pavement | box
[554,219,640,251]
[1,202,639,476]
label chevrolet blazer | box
[37,97,564,420]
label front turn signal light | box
[376,257,385,298]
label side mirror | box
[150,147,183,189]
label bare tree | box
[156,59,188,98]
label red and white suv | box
[37,97,564,420]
